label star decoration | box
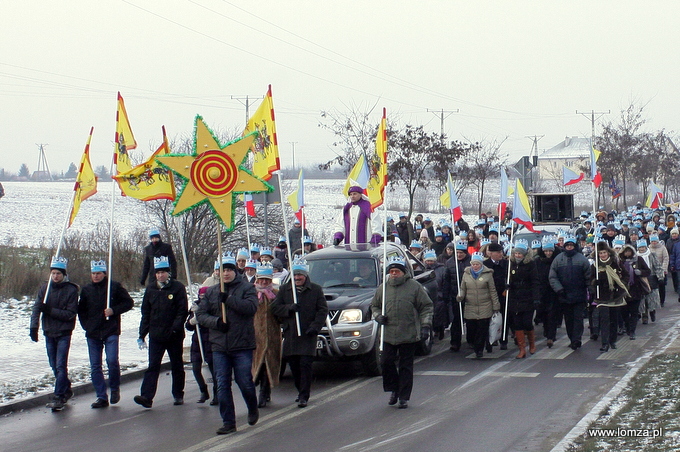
[157,116,272,230]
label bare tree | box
[458,138,508,216]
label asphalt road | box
[4,302,680,452]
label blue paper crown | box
[149,228,160,237]
[471,252,485,262]
[236,248,249,259]
[50,256,68,271]
[531,240,542,249]
[423,250,436,260]
[291,256,309,273]
[542,238,555,250]
[514,239,529,250]
[409,240,422,249]
[154,256,170,269]
[250,243,260,253]
[260,247,272,256]
[459,230,468,238]
[278,235,287,243]
[499,234,509,243]
[303,236,313,244]
[636,239,648,248]
[245,259,258,269]
[221,252,236,268]
[90,260,107,273]
[256,262,274,278]
[386,256,406,269]
[650,234,660,242]
[480,238,491,246]
[214,260,221,270]
[455,240,467,251]
[563,235,577,244]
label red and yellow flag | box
[245,85,279,181]
[114,92,137,174]
[68,127,98,227]
[366,108,387,210]
[113,127,176,202]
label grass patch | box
[568,353,680,451]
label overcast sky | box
[2,1,678,176]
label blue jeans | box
[87,335,120,400]
[45,335,72,398]
[213,350,258,428]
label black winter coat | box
[535,249,559,301]
[31,280,79,338]
[197,279,258,353]
[549,250,592,304]
[139,280,188,342]
[483,257,509,301]
[508,254,540,313]
[78,278,134,340]
[271,278,328,356]
[444,255,471,302]
[140,240,177,285]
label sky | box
[2,1,679,176]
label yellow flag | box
[68,127,98,227]
[113,127,176,201]
[244,85,279,181]
[366,108,387,210]
[114,92,137,174]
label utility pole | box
[231,95,263,125]
[35,143,51,181]
[427,108,459,143]
[525,135,544,191]
[289,142,298,172]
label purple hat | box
[348,186,363,195]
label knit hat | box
[198,286,208,296]
[672,228,679,235]
[348,185,363,195]
[271,258,283,270]
[149,228,161,238]
[628,228,640,236]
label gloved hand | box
[370,234,381,246]
[333,232,343,246]
[30,328,39,342]
[533,300,541,307]
[189,316,198,326]
[634,269,642,276]
[190,302,199,312]
[374,314,388,325]
[39,303,52,314]
[289,303,301,312]
[305,327,319,337]
[216,318,229,333]
[139,278,146,286]
[420,326,431,341]
[137,338,147,350]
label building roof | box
[538,136,591,159]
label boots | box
[515,331,526,359]
[258,379,271,408]
[197,390,210,403]
[527,330,536,354]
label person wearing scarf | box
[618,244,651,340]
[333,185,382,246]
[591,242,629,352]
[456,253,500,358]
[636,240,662,324]
[507,241,540,359]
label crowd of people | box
[28,191,679,435]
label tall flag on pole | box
[245,85,279,181]
[440,170,462,221]
[512,178,538,232]
[590,141,602,188]
[646,181,664,209]
[562,166,585,186]
[609,177,622,200]
[365,108,388,210]
[113,127,176,201]
[114,92,137,174]
[68,127,98,227]
[499,167,509,217]
[287,169,305,222]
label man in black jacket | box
[139,229,177,286]
[30,257,79,411]
[78,260,134,408]
[484,243,510,350]
[134,256,187,408]
[197,254,260,436]
[271,258,328,408]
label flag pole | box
[175,217,207,366]
[380,184,388,352]
[244,194,252,252]
[452,210,465,337]
[106,159,117,317]
[216,221,227,323]
[278,172,302,336]
[300,205,306,257]
[502,220,514,343]
[41,189,77,307]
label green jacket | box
[371,274,433,345]
[457,266,500,320]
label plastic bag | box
[488,312,503,344]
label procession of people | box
[28,189,680,435]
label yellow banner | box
[68,128,98,227]
[244,85,279,181]
[114,92,137,174]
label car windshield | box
[307,257,378,288]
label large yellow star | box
[157,116,272,230]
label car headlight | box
[337,308,363,324]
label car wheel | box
[415,329,433,356]
[360,337,382,376]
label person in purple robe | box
[333,185,382,246]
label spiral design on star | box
[190,150,238,197]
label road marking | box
[596,336,650,360]
[483,371,540,378]
[554,373,608,378]
[98,413,145,427]
[181,376,378,452]
[417,370,469,376]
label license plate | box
[316,340,323,349]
